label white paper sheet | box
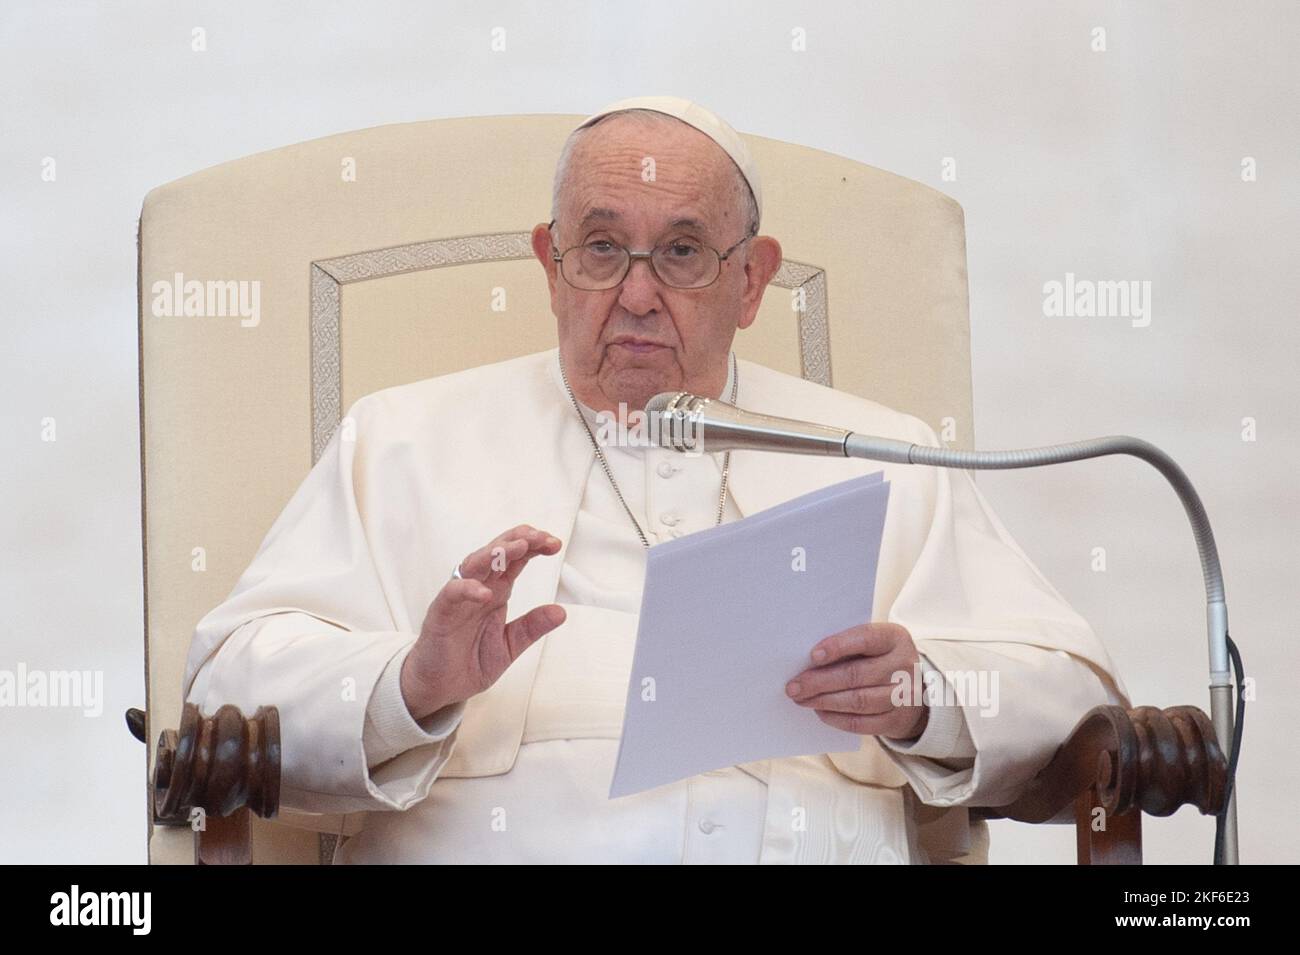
[609,471,891,798]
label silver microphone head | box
[644,391,707,453]
[645,391,851,456]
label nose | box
[617,255,665,314]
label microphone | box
[644,390,914,461]
[647,389,1240,862]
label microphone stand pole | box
[840,432,1239,864]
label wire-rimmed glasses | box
[548,219,756,290]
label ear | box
[531,223,559,301]
[736,236,783,331]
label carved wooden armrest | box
[969,704,1228,863]
[128,702,1227,864]
[128,703,281,865]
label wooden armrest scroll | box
[970,704,1228,864]
[130,703,281,865]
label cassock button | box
[659,513,680,527]
[656,461,679,478]
[698,819,719,834]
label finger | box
[517,527,562,557]
[482,524,536,552]
[459,536,532,581]
[494,523,544,545]
[815,708,922,737]
[787,657,872,701]
[809,622,905,666]
[815,709,896,735]
[502,603,566,660]
[442,577,494,604]
[791,684,895,715]
[426,577,495,630]
[787,655,914,702]
[498,533,562,585]
[462,530,562,582]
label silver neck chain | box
[559,354,738,549]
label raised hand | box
[400,525,566,721]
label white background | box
[1,0,1296,864]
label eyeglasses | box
[548,219,756,291]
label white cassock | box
[184,347,1130,864]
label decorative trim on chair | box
[309,264,343,464]
[772,259,831,388]
[310,233,830,463]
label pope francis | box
[182,96,1130,864]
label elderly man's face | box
[532,117,782,415]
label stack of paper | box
[610,471,891,798]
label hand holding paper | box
[786,621,928,740]
[610,472,896,798]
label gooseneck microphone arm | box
[845,433,1227,641]
[647,390,1240,864]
